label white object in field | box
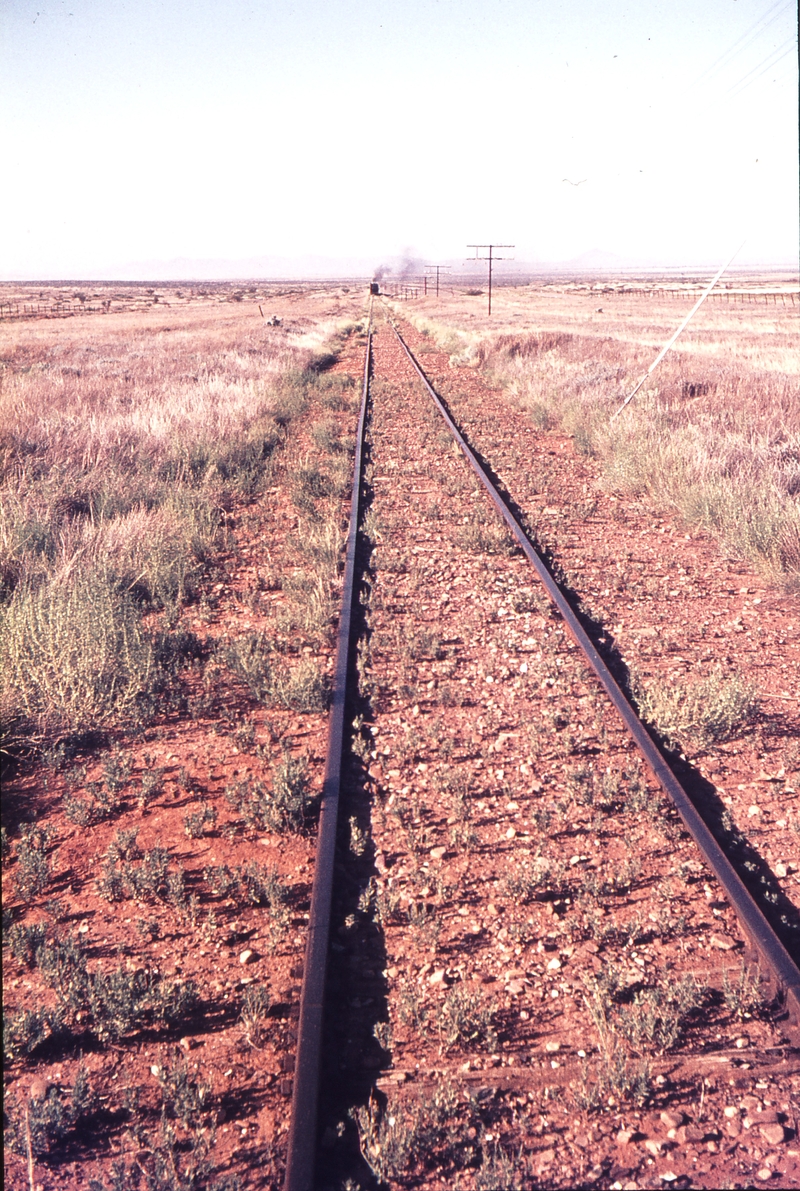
[611,242,745,421]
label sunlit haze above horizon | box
[2,0,798,279]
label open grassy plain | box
[388,286,800,929]
[1,283,368,1189]
[3,274,799,1189]
[391,280,800,893]
[401,276,800,587]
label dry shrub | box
[224,634,327,712]
[1,574,153,740]
[632,665,758,749]
[476,330,574,365]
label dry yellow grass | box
[397,280,800,584]
[0,285,367,742]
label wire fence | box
[2,282,796,319]
[380,277,798,305]
[0,298,114,321]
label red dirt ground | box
[319,311,799,1189]
[3,299,798,1189]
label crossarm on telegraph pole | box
[467,245,514,314]
[424,264,451,298]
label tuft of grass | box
[584,965,703,1058]
[272,657,328,712]
[573,1053,653,1112]
[436,984,496,1054]
[13,824,52,899]
[632,665,758,748]
[296,519,342,573]
[474,1144,531,1190]
[224,751,311,833]
[224,632,274,702]
[224,635,327,712]
[615,976,704,1052]
[277,573,330,637]
[5,1065,96,1158]
[290,464,335,508]
[353,1084,479,1184]
[310,418,351,455]
[1,573,154,742]
[505,853,566,902]
[455,520,515,556]
[405,627,444,661]
[723,964,766,1019]
[240,983,272,1047]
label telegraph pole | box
[425,264,451,297]
[467,244,514,315]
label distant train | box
[370,282,380,295]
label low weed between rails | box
[576,962,707,1110]
[352,1083,540,1188]
[398,290,800,587]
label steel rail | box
[388,318,800,1045]
[284,314,372,1191]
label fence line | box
[2,286,796,320]
[0,299,113,321]
[381,284,797,306]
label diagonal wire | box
[610,243,745,422]
[694,0,793,85]
[726,38,797,97]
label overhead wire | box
[726,37,797,98]
[694,0,793,85]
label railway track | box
[284,304,800,1190]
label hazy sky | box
[2,0,797,277]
